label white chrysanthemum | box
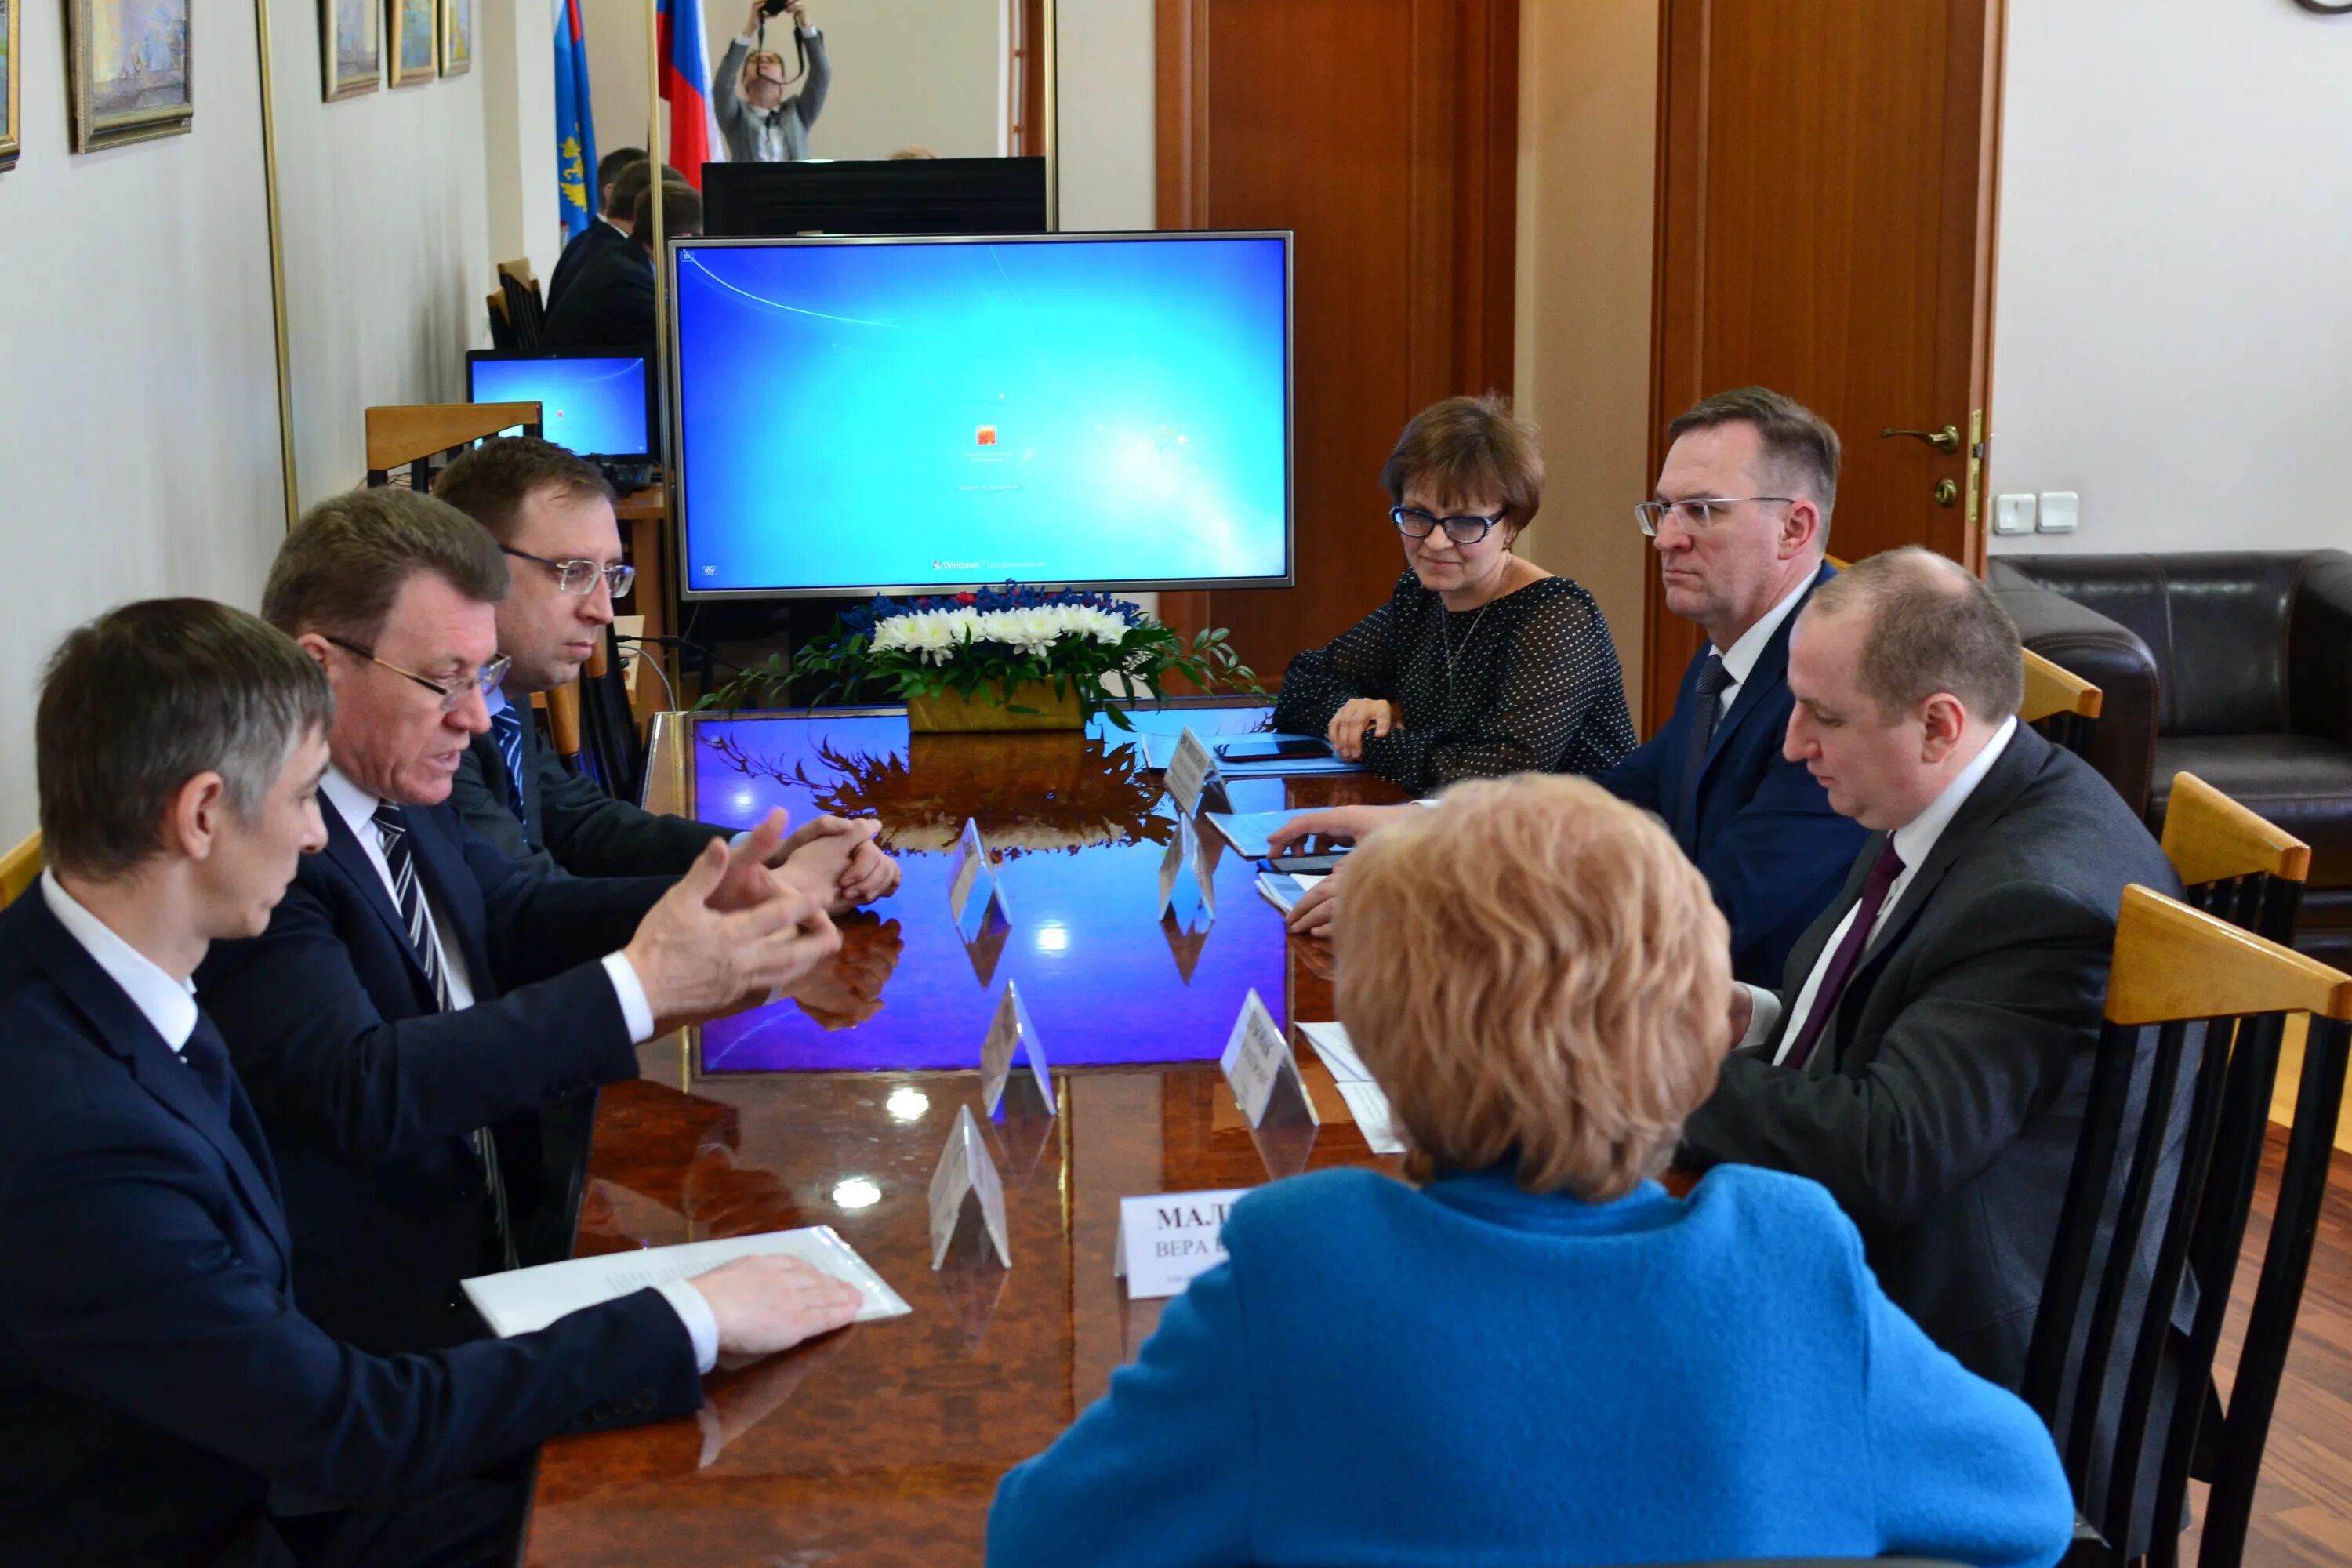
[872,608,980,666]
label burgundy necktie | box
[1782,839,1906,1070]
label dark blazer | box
[1678,724,2187,1548]
[1595,562,1865,983]
[546,219,629,312]
[456,705,726,879]
[196,800,671,1353]
[541,244,655,354]
[0,889,700,1568]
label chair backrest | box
[2160,771,2311,944]
[486,290,517,350]
[574,624,644,803]
[363,402,543,489]
[2022,884,2352,1566]
[2020,645,2103,763]
[0,832,42,909]
[499,270,546,350]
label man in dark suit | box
[0,599,862,1566]
[543,182,700,355]
[546,150,655,311]
[431,435,899,900]
[1679,546,2186,1551]
[1273,387,1864,982]
[198,488,852,1354]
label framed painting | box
[1,0,20,172]
[65,0,192,152]
[437,0,469,78]
[321,0,380,100]
[386,0,434,88]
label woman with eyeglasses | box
[1270,396,1635,793]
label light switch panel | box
[2037,491,2079,533]
[1993,494,2036,535]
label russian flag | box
[554,0,599,238]
[655,0,720,189]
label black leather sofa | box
[1987,550,2352,965]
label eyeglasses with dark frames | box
[1390,505,1510,545]
[323,636,511,715]
[1634,497,1796,538]
[501,545,635,599]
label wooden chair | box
[0,832,42,909]
[2020,884,2352,1567]
[496,258,546,350]
[363,401,542,490]
[2160,771,2310,946]
[2021,646,2103,757]
[486,290,518,350]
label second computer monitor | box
[466,349,653,461]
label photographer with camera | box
[714,0,831,164]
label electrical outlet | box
[2038,492,2079,534]
[1993,494,2036,536]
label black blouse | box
[1272,571,1636,795]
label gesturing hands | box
[774,815,902,910]
[624,837,840,1025]
[1327,698,1402,761]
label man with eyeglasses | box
[198,488,848,1356]
[1274,386,1862,984]
[433,437,898,903]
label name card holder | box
[1220,988,1319,1131]
[929,1104,1012,1270]
[946,818,1011,944]
[1156,814,1221,930]
[979,980,1054,1120]
[1166,726,1236,818]
[1113,1188,1248,1299]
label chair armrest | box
[2288,550,2352,746]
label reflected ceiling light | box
[885,1087,930,1123]
[831,1177,882,1210]
[1035,923,1070,953]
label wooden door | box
[1645,0,2005,728]
[1156,0,1519,686]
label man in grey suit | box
[1679,546,2184,1550]
[434,437,898,904]
[713,0,830,164]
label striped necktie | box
[370,801,516,1268]
[489,706,528,829]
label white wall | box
[1054,0,1154,232]
[482,0,561,284]
[1512,0,1657,693]
[582,0,1007,175]
[1987,0,2352,557]
[0,2,288,844]
[269,0,493,510]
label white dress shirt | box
[41,871,199,1053]
[318,769,711,1366]
[1708,570,1816,721]
[1743,716,2021,1058]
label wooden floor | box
[2197,1124,2352,1566]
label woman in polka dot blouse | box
[1272,396,1636,795]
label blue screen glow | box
[468,355,651,459]
[673,234,1291,595]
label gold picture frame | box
[322,0,383,101]
[65,0,192,153]
[0,0,21,171]
[437,0,470,78]
[386,0,434,88]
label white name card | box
[1112,1188,1248,1298]
[1156,813,1220,927]
[1220,989,1319,1130]
[946,817,1010,940]
[928,1103,1011,1269]
[979,980,1054,1118]
[1165,726,1234,818]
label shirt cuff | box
[1738,984,1783,1052]
[735,31,756,45]
[655,1279,720,1374]
[602,952,657,1044]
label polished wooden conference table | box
[523,701,1409,1566]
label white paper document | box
[1298,1019,1370,1082]
[1336,1079,1406,1155]
[462,1226,911,1338]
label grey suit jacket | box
[454,702,728,880]
[1679,725,2190,1546]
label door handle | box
[1882,424,1962,454]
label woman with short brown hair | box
[989,775,2074,1568]
[1271,395,1635,793]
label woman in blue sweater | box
[989,775,2075,1568]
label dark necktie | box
[1781,840,1907,1070]
[371,803,516,1267]
[490,706,529,829]
[1679,655,1737,833]
[180,1012,238,1119]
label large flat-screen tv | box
[669,230,1294,599]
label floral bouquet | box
[701,583,1258,729]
